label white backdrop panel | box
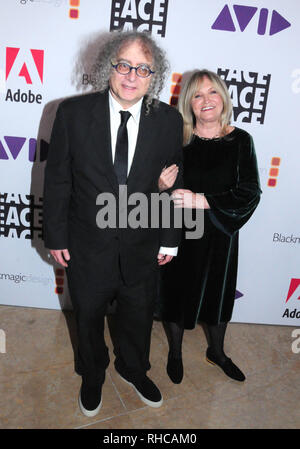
[0,0,299,325]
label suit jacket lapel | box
[127,102,158,193]
[89,90,119,193]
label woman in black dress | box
[159,70,261,383]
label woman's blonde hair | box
[178,69,233,145]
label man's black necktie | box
[114,110,131,185]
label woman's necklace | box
[193,128,222,140]
[194,128,221,140]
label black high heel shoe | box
[166,353,184,384]
[206,348,245,382]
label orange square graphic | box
[69,8,79,19]
[56,277,64,286]
[70,0,80,6]
[170,84,181,95]
[269,168,279,177]
[268,178,277,187]
[170,96,178,106]
[271,157,280,166]
[172,73,182,83]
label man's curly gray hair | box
[91,30,170,113]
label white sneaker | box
[78,385,102,417]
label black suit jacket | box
[43,90,183,287]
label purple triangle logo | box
[235,290,244,299]
[0,140,9,160]
[212,5,291,35]
[4,136,26,160]
[270,10,291,35]
[29,138,37,162]
[212,5,236,31]
[233,5,257,31]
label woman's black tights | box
[204,321,228,363]
[163,320,228,362]
[163,321,184,359]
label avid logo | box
[217,68,271,124]
[282,279,300,319]
[0,136,48,162]
[212,5,291,36]
[3,47,44,104]
[110,0,169,37]
[0,193,43,240]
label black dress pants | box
[67,266,158,384]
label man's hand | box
[50,249,70,268]
[157,253,173,265]
[158,164,178,192]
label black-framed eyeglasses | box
[111,61,155,78]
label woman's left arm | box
[172,189,210,209]
[204,133,262,234]
[172,133,262,235]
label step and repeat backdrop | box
[0,0,299,325]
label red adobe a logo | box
[285,279,300,303]
[6,47,44,84]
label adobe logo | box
[212,5,291,36]
[282,279,300,319]
[3,47,45,104]
[6,47,44,84]
[285,279,300,304]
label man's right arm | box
[158,110,184,252]
[43,104,72,259]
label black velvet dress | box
[160,127,261,328]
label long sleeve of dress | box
[205,133,262,236]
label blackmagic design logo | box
[0,272,52,286]
[110,0,169,37]
[217,68,271,124]
[0,136,48,162]
[212,5,291,36]
[273,233,300,244]
[20,0,64,6]
[0,193,43,239]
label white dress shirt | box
[108,90,177,257]
[109,90,142,174]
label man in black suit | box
[43,31,182,416]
